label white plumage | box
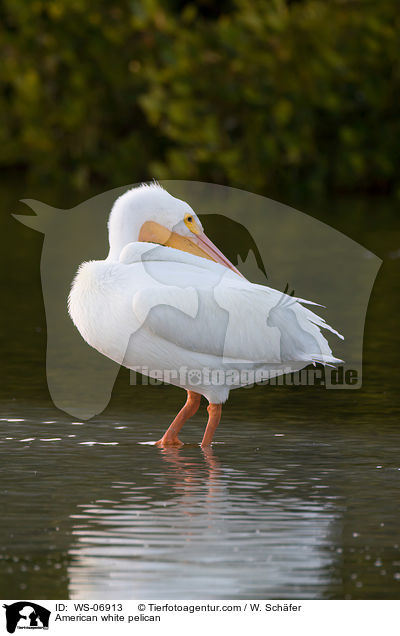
[68,184,343,446]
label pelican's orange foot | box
[154,391,201,449]
[155,436,184,447]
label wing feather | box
[124,243,343,367]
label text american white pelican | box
[68,184,343,447]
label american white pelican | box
[68,184,343,447]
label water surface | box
[1,184,399,599]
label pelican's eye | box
[184,213,200,234]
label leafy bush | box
[0,0,398,194]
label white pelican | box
[68,184,343,447]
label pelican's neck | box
[107,207,143,262]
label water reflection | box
[1,401,400,599]
[67,442,339,599]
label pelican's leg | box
[156,391,201,447]
[201,403,222,448]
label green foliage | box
[0,0,399,193]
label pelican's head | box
[107,183,242,275]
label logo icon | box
[3,603,51,634]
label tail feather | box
[297,299,344,341]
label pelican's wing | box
[124,243,343,367]
[213,273,343,366]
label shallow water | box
[1,184,400,599]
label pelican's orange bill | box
[139,221,243,277]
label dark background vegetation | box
[0,0,399,197]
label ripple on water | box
[79,441,119,446]
[1,405,400,600]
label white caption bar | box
[1,599,397,636]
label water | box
[1,181,399,599]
